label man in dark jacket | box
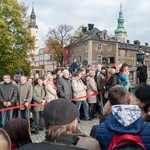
[137,61,147,84]
[57,69,72,100]
[19,99,100,150]
[70,58,79,74]
[0,74,17,128]
[95,85,150,150]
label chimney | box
[88,24,94,30]
[82,27,87,33]
[134,40,140,45]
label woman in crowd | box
[119,63,131,89]
[86,70,98,119]
[104,68,119,105]
[44,74,58,103]
[5,118,32,150]
[135,84,150,122]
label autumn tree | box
[46,24,73,66]
[0,0,35,77]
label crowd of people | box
[0,58,149,150]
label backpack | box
[108,134,147,150]
[108,122,147,150]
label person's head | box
[108,85,131,105]
[101,66,106,74]
[44,74,53,84]
[38,78,43,86]
[56,68,62,75]
[78,68,86,77]
[111,63,117,70]
[62,69,70,79]
[97,64,102,71]
[73,58,77,62]
[89,70,95,78]
[0,128,11,150]
[135,84,150,112]
[20,76,27,84]
[86,68,90,76]
[107,68,115,76]
[43,98,78,138]
[27,78,33,84]
[119,63,128,73]
[74,70,82,79]
[5,118,31,148]
[34,73,39,79]
[3,74,11,83]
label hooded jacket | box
[96,105,150,150]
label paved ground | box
[31,89,136,143]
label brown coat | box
[45,82,58,103]
[86,76,98,104]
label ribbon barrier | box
[0,92,100,112]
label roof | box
[43,46,50,53]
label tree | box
[0,0,35,76]
[46,24,73,66]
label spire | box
[114,4,127,34]
[29,1,38,29]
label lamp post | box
[136,50,145,62]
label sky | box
[18,0,150,49]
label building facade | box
[68,5,150,69]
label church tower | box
[114,4,127,43]
[29,3,39,55]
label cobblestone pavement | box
[31,90,136,143]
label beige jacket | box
[76,135,101,150]
[45,82,58,103]
[72,77,86,101]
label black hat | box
[44,98,78,125]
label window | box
[98,44,102,50]
[103,33,106,40]
[97,56,102,63]
[50,55,53,60]
[107,44,111,51]
[128,52,132,57]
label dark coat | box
[105,74,119,91]
[96,114,150,150]
[0,82,17,108]
[137,64,147,80]
[57,76,72,100]
[18,133,100,150]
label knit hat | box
[119,75,127,82]
[43,98,78,125]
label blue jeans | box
[0,110,13,128]
[18,109,27,120]
[74,100,89,121]
[33,111,43,131]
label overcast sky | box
[18,0,150,48]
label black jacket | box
[137,64,147,80]
[18,134,85,150]
[57,76,72,100]
[105,74,119,91]
[0,82,17,108]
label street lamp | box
[136,50,145,62]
